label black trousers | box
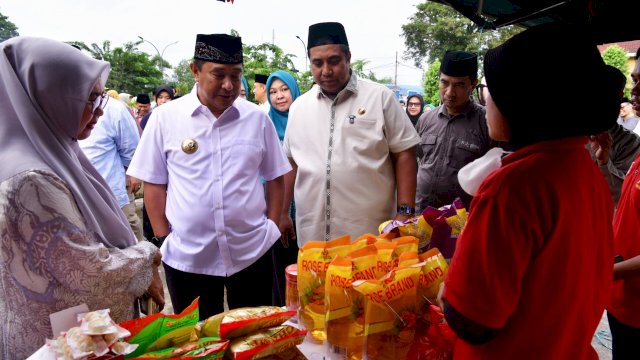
[608,312,640,359]
[163,249,273,320]
[271,238,299,306]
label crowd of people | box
[1,20,640,359]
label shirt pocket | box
[230,139,263,173]
[449,137,482,169]
[342,116,378,137]
[420,134,438,165]
[342,115,382,154]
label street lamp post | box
[295,35,308,73]
[138,36,178,81]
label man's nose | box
[222,77,234,91]
[444,85,455,96]
[321,64,332,77]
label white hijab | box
[0,36,136,249]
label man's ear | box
[190,62,199,82]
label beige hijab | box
[0,36,136,249]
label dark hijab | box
[484,23,619,150]
[406,94,425,126]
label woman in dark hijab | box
[405,93,425,127]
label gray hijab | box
[0,36,136,249]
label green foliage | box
[401,1,522,68]
[241,42,308,101]
[171,59,196,97]
[69,40,163,95]
[602,45,631,98]
[602,45,629,74]
[295,70,315,94]
[0,12,19,42]
[422,59,441,106]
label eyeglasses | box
[88,91,108,112]
[407,102,422,107]
[476,84,487,106]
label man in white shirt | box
[127,34,291,318]
[618,98,640,131]
[79,97,142,240]
[253,73,270,113]
[282,22,420,246]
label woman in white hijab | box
[0,37,164,359]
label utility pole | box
[394,51,398,88]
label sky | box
[1,0,426,86]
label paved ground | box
[593,312,613,359]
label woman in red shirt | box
[440,23,620,359]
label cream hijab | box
[0,36,136,249]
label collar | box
[315,72,359,101]
[186,83,238,120]
[437,97,480,120]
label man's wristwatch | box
[397,204,416,216]
[150,235,168,248]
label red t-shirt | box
[609,153,640,328]
[445,137,613,359]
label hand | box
[127,175,141,194]
[589,131,612,166]
[393,213,412,222]
[278,214,296,248]
[146,266,165,311]
[152,249,162,267]
[436,282,446,311]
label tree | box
[351,59,393,84]
[171,59,196,96]
[422,59,441,106]
[242,42,301,101]
[0,12,19,42]
[401,1,521,67]
[602,45,629,75]
[602,45,631,98]
[70,40,163,95]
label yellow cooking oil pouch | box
[353,265,421,360]
[297,235,351,342]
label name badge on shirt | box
[181,138,199,154]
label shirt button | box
[215,202,221,209]
[214,177,221,181]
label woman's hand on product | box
[147,266,165,311]
[279,214,295,248]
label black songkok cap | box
[308,22,349,49]
[440,51,478,78]
[194,34,243,64]
[254,74,268,84]
[136,93,150,104]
